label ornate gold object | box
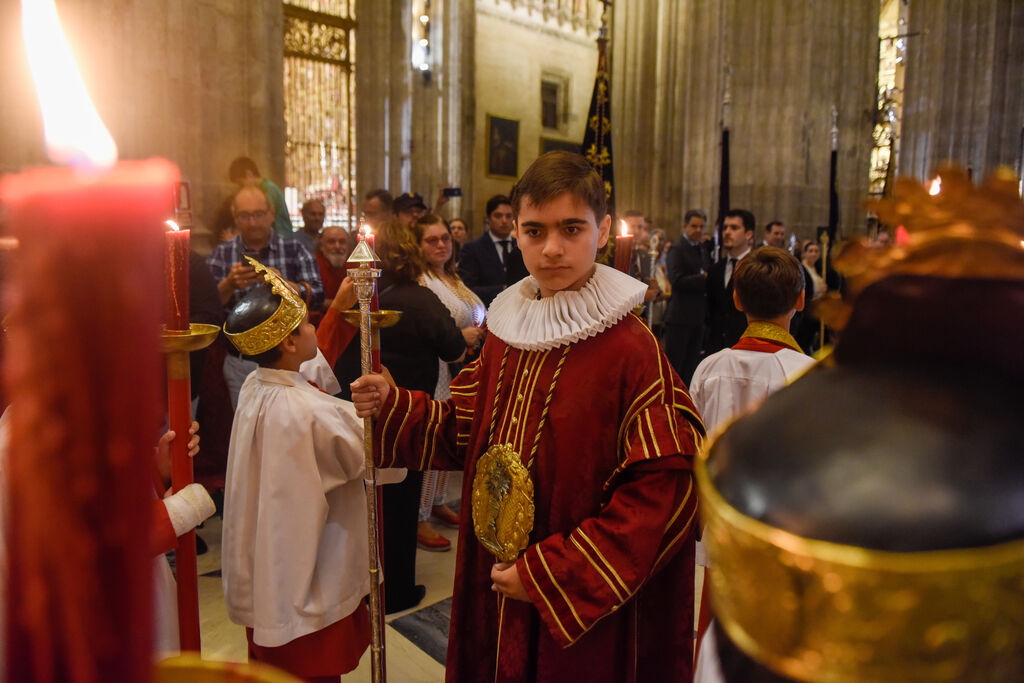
[816,166,1024,331]
[156,655,300,682]
[695,453,1024,682]
[741,321,802,351]
[283,2,356,231]
[472,443,535,563]
[160,323,220,353]
[339,309,402,329]
[223,257,308,356]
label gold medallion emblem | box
[471,443,535,562]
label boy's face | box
[514,192,610,298]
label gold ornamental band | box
[695,452,1024,683]
[223,256,308,356]
[224,298,306,356]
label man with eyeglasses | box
[207,185,324,405]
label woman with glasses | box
[412,214,486,552]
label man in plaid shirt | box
[207,185,324,405]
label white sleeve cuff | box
[162,483,216,537]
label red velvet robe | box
[376,313,704,682]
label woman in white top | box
[413,214,486,550]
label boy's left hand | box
[156,421,200,482]
[491,561,530,602]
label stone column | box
[900,0,1024,181]
[357,0,474,214]
[611,0,878,241]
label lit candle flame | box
[619,219,629,237]
[928,177,942,196]
[895,225,910,246]
[22,0,118,168]
[165,220,180,232]
[362,224,373,240]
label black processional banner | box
[583,35,615,220]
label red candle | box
[7,1,180,676]
[614,220,634,274]
[1,159,177,682]
[164,222,190,331]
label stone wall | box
[900,0,1024,182]
[611,0,879,241]
[470,0,598,234]
[0,0,286,251]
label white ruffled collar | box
[486,264,647,351]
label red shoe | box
[431,504,461,529]
[417,523,452,552]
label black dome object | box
[708,362,1024,552]
[224,284,281,335]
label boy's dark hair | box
[365,188,394,212]
[510,151,607,220]
[725,209,756,234]
[485,194,512,218]
[229,156,260,183]
[764,220,784,234]
[733,247,804,319]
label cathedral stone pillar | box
[356,0,475,217]
[899,0,1024,181]
[611,0,878,240]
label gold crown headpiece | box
[223,256,307,356]
[815,165,1024,330]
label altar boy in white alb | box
[221,259,388,682]
[689,246,816,434]
[688,247,817,673]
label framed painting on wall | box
[487,115,519,178]
[540,138,581,155]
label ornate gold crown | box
[696,453,1024,682]
[223,256,307,356]
[816,165,1024,331]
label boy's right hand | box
[351,373,391,418]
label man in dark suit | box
[457,194,528,306]
[663,209,710,384]
[706,208,755,354]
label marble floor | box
[192,471,704,681]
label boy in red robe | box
[352,151,704,682]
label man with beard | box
[311,225,351,326]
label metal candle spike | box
[348,237,386,683]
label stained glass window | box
[282,1,356,229]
